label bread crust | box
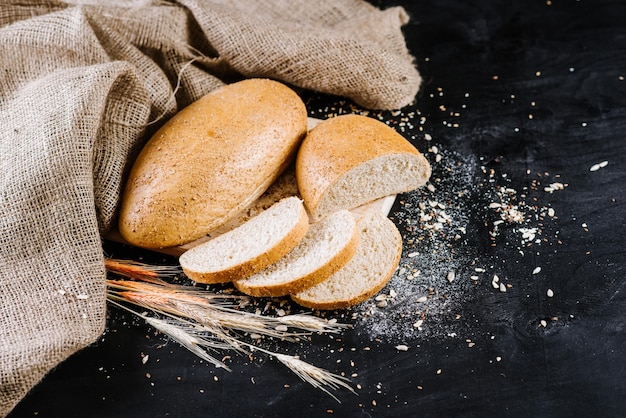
[180,201,310,284]
[295,114,431,221]
[233,218,360,297]
[118,78,307,248]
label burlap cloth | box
[0,0,420,414]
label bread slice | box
[296,114,431,222]
[291,212,402,310]
[233,210,359,297]
[179,197,309,284]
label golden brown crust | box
[295,114,430,220]
[118,78,307,249]
[182,204,310,284]
[233,222,361,297]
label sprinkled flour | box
[350,145,564,343]
[353,146,480,341]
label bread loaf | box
[118,78,308,248]
[179,197,309,284]
[290,212,402,310]
[296,114,431,222]
[233,210,359,297]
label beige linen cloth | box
[0,0,421,415]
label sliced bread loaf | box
[296,114,431,222]
[291,212,402,310]
[179,197,309,284]
[233,210,359,297]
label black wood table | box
[10,1,625,417]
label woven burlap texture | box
[0,0,421,415]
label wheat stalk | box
[108,298,233,369]
[105,258,354,401]
[272,353,355,402]
[104,258,179,284]
[244,344,356,402]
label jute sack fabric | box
[0,0,421,415]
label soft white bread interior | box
[179,197,309,284]
[234,210,359,297]
[296,114,431,222]
[290,211,402,310]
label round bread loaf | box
[295,114,431,222]
[118,78,308,248]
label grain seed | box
[544,182,566,193]
[532,267,541,275]
[590,160,608,171]
[491,274,500,289]
[547,289,554,298]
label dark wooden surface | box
[10,1,626,417]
